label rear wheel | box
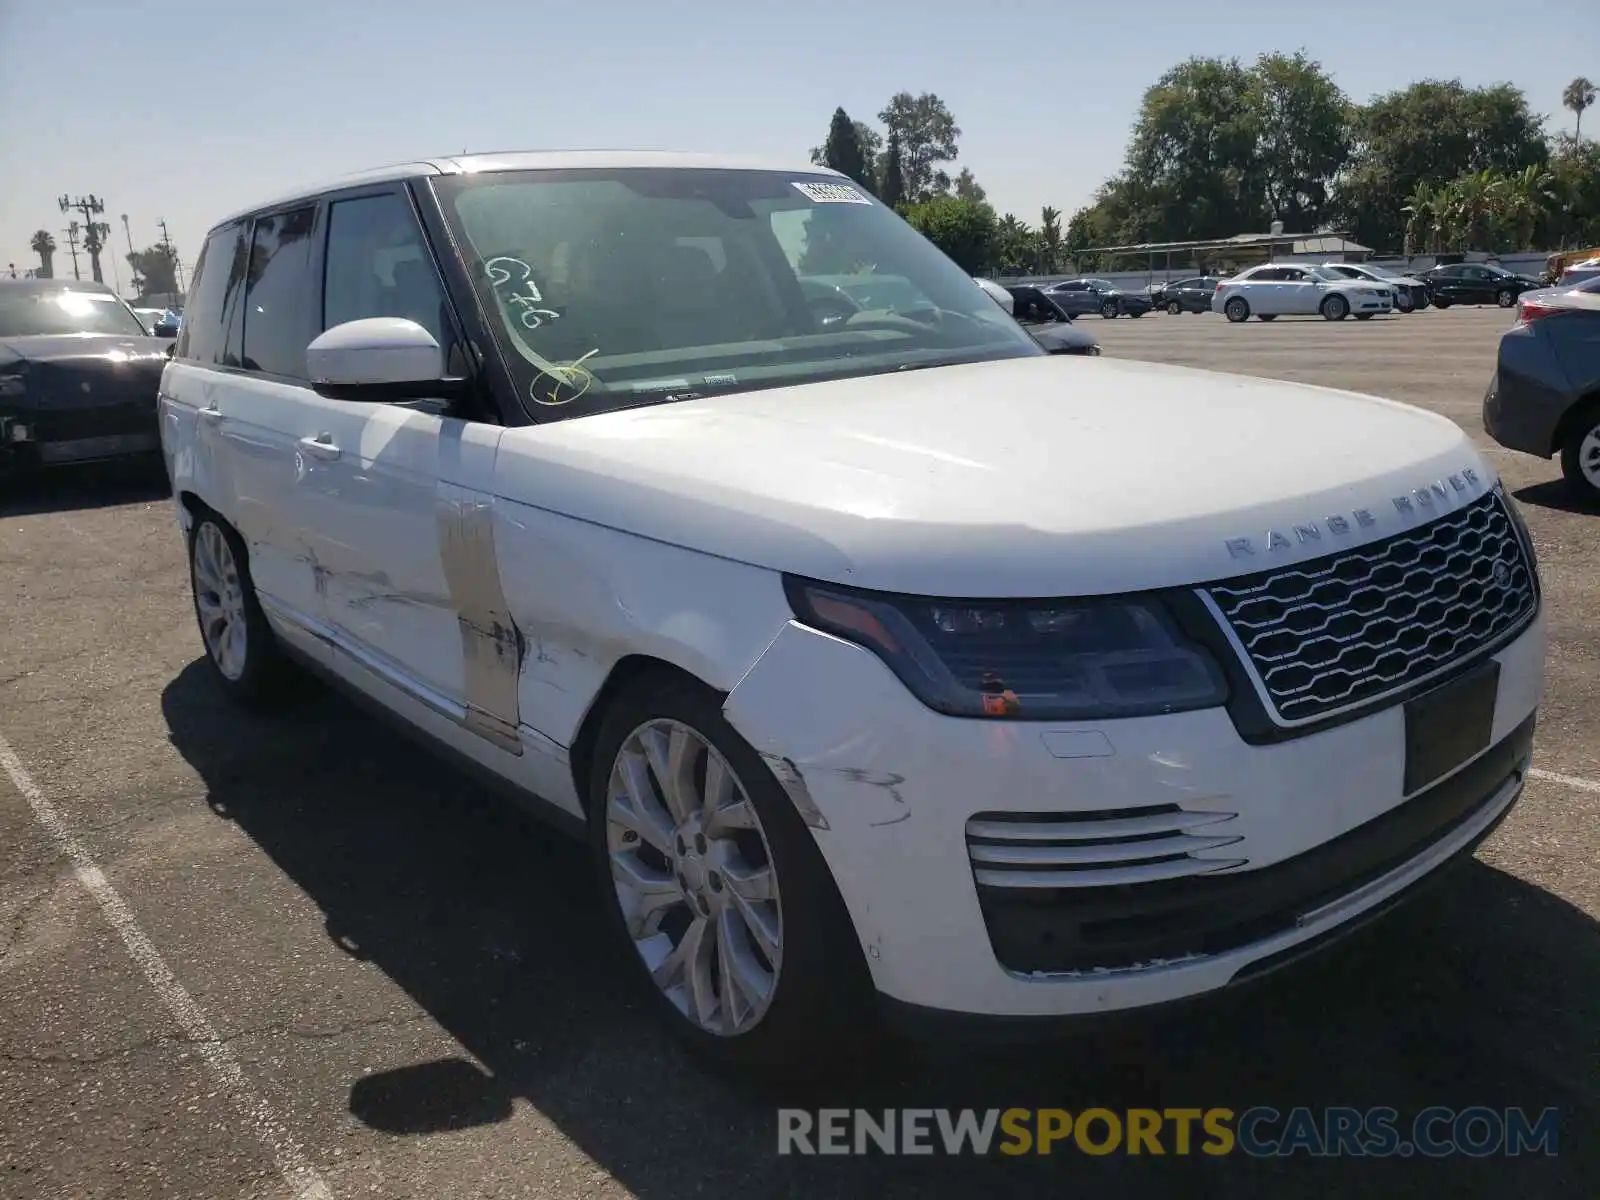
[1497,289,1516,308]
[1354,313,1374,320]
[589,673,873,1077]
[1560,407,1600,506]
[1257,314,1277,322]
[1167,300,1181,315]
[1320,293,1350,321]
[1129,309,1143,318]
[1433,297,1451,309]
[1224,297,1250,323]
[187,511,303,707]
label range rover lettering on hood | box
[1224,466,1484,559]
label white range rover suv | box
[159,152,1544,1074]
[1213,263,1395,322]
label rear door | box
[212,205,331,626]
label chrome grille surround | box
[1202,491,1537,726]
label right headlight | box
[783,576,1229,721]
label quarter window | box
[178,222,247,365]
[241,207,317,378]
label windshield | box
[433,168,1042,418]
[1310,267,1363,283]
[0,289,150,338]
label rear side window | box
[241,207,317,378]
[323,192,446,342]
[178,222,247,365]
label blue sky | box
[2,0,1595,292]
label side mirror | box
[305,318,460,409]
[153,320,180,338]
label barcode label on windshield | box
[792,181,871,205]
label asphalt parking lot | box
[2,305,1595,1199]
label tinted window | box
[241,207,317,377]
[178,222,247,364]
[323,192,446,342]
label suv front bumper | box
[722,613,1545,1020]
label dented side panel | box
[491,492,794,750]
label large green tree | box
[127,244,179,298]
[818,107,874,191]
[879,131,906,209]
[1249,51,1351,228]
[878,91,960,203]
[901,195,996,273]
[1124,57,1265,241]
[1337,79,1547,250]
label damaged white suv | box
[160,152,1545,1073]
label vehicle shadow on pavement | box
[1512,480,1598,517]
[160,662,1598,1200]
[0,460,170,517]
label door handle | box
[297,433,342,461]
[198,405,222,423]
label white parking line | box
[1529,767,1600,795]
[0,731,333,1200]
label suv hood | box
[496,355,1492,597]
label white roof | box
[211,150,840,231]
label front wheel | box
[589,673,872,1076]
[1128,309,1144,318]
[1321,293,1350,321]
[1560,408,1600,506]
[1100,300,1118,319]
[1224,297,1250,323]
[1433,297,1451,309]
[1497,289,1516,308]
[1167,300,1181,315]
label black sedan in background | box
[1042,278,1154,318]
[0,280,172,478]
[1154,276,1220,314]
[1418,262,1545,309]
[1482,276,1600,502]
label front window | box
[0,289,150,338]
[432,168,1041,419]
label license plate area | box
[1404,660,1500,794]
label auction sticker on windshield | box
[793,181,872,204]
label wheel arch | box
[1551,390,1600,458]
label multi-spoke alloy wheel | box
[606,719,782,1036]
[1561,414,1600,505]
[192,520,248,680]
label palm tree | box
[1039,206,1063,274]
[1564,77,1596,140]
[29,230,56,279]
[1500,165,1558,249]
[1402,183,1438,256]
[1442,171,1507,251]
[82,221,109,285]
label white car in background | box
[1213,263,1394,323]
[1318,262,1430,313]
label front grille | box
[1205,492,1536,725]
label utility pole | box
[157,218,185,297]
[59,194,108,283]
[62,222,82,280]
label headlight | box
[783,577,1229,720]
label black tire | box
[1129,309,1144,318]
[1100,300,1118,319]
[1396,292,1415,313]
[1257,314,1277,322]
[1559,406,1600,506]
[1354,313,1374,320]
[186,509,303,707]
[1224,296,1250,323]
[1167,300,1181,315]
[1433,297,1450,309]
[1320,293,1350,321]
[1497,289,1516,308]
[586,671,874,1078]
